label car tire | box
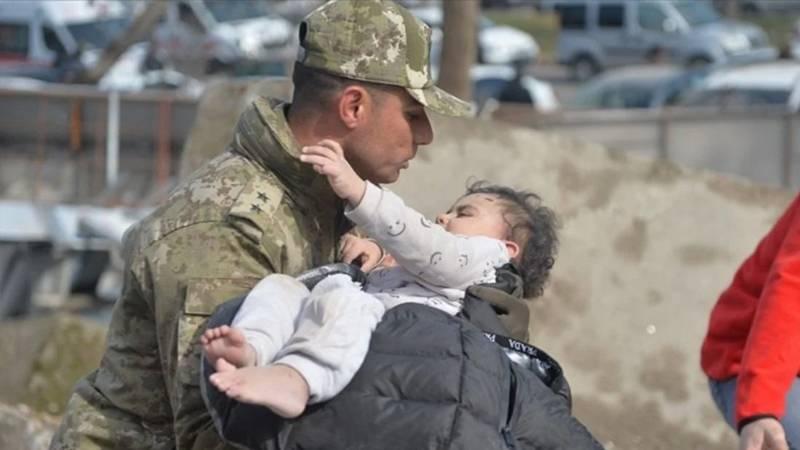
[570,55,599,82]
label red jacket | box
[701,193,800,426]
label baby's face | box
[435,194,508,240]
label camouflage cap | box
[298,0,471,117]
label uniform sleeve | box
[149,222,279,449]
[736,196,800,425]
[346,182,510,290]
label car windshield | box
[479,16,494,30]
[66,17,130,49]
[573,77,668,109]
[202,0,269,22]
[670,1,720,26]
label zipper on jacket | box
[502,369,518,449]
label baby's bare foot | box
[201,325,255,368]
[209,364,310,418]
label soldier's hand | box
[301,140,366,205]
[739,418,789,450]
[339,234,384,271]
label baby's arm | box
[347,182,510,289]
[339,234,386,271]
[299,141,508,288]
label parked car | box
[677,61,800,112]
[0,0,130,82]
[150,0,294,77]
[542,0,777,81]
[570,64,709,109]
[410,5,540,65]
[472,64,560,113]
[713,0,800,15]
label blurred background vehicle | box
[0,0,130,82]
[542,0,777,81]
[472,63,560,112]
[792,18,800,60]
[713,0,800,15]
[570,63,709,109]
[149,0,294,77]
[677,60,800,112]
[410,4,540,65]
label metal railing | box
[493,105,800,189]
[0,84,198,204]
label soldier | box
[49,1,470,448]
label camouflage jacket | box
[50,98,347,450]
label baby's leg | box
[209,274,385,416]
[210,361,310,419]
[203,274,310,368]
[201,325,255,368]
[278,274,385,403]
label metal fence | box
[0,84,198,204]
[493,105,800,189]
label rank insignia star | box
[250,204,263,213]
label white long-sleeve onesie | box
[230,182,510,403]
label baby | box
[201,140,558,419]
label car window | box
[598,4,625,29]
[670,1,719,27]
[43,27,67,55]
[601,83,654,108]
[474,77,509,106]
[177,2,205,32]
[638,3,668,31]
[202,0,268,23]
[66,18,130,50]
[554,4,587,30]
[0,23,29,56]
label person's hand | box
[300,139,366,206]
[339,234,384,271]
[740,417,789,450]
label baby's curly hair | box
[466,181,559,298]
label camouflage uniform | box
[50,1,469,448]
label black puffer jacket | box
[201,267,603,450]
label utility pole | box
[438,0,479,102]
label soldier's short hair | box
[291,62,390,110]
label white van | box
[0,0,129,81]
[150,0,294,76]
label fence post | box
[155,99,173,188]
[657,110,669,160]
[34,94,48,201]
[106,90,120,188]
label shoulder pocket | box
[178,277,260,387]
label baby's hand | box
[300,140,366,206]
[339,234,384,272]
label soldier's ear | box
[338,85,369,129]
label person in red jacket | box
[701,193,800,450]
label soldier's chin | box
[371,168,401,184]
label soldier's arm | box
[145,222,282,449]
